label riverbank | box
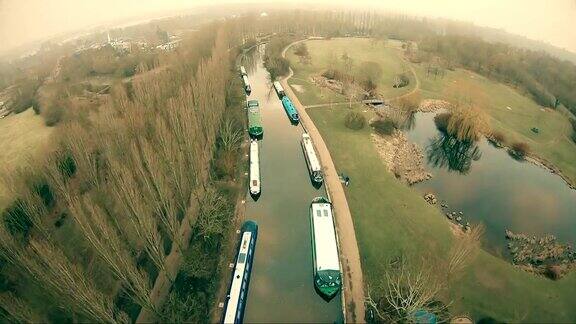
[281,39,366,324]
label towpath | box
[281,39,366,323]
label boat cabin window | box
[238,252,247,264]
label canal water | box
[405,112,576,256]
[240,46,343,322]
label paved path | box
[281,40,366,323]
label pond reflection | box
[405,111,576,255]
[426,133,481,175]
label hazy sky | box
[1,0,575,53]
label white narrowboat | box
[301,133,323,184]
[222,221,258,324]
[249,139,260,196]
[309,197,341,300]
[242,75,251,95]
[273,81,285,98]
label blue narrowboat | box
[222,221,258,324]
[281,96,300,124]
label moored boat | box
[273,81,285,98]
[222,220,258,324]
[301,133,323,184]
[309,197,341,300]
[281,96,300,124]
[247,100,263,138]
[242,75,251,95]
[249,139,260,196]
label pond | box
[405,112,576,257]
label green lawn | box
[286,38,415,106]
[288,38,576,322]
[0,109,53,209]
[307,105,576,322]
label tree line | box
[0,21,240,322]
[418,35,576,113]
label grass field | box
[288,38,576,321]
[0,109,53,209]
[307,105,576,322]
[286,38,415,106]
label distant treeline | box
[418,35,576,112]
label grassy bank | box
[0,109,53,209]
[306,105,576,322]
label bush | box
[510,142,530,158]
[344,111,366,130]
[490,131,506,145]
[43,102,65,126]
[392,73,410,88]
[322,68,348,82]
[434,112,451,132]
[371,118,397,135]
[544,265,563,280]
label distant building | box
[156,39,181,52]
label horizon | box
[1,0,576,55]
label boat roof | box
[250,141,260,183]
[248,106,262,127]
[281,96,298,114]
[273,81,284,92]
[223,231,253,323]
[311,201,340,271]
[302,133,321,172]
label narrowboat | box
[249,139,260,196]
[273,81,285,98]
[281,96,300,124]
[309,197,341,300]
[301,133,323,184]
[239,65,247,76]
[242,75,251,95]
[247,100,263,137]
[222,220,258,324]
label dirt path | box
[282,39,366,323]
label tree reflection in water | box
[426,132,482,174]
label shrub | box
[344,111,366,130]
[43,102,65,127]
[510,141,530,158]
[392,73,410,88]
[322,68,347,82]
[446,106,489,141]
[371,118,397,135]
[490,131,506,145]
[544,265,563,280]
[434,112,451,132]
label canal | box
[405,111,576,256]
[240,46,343,322]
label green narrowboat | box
[247,100,263,137]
